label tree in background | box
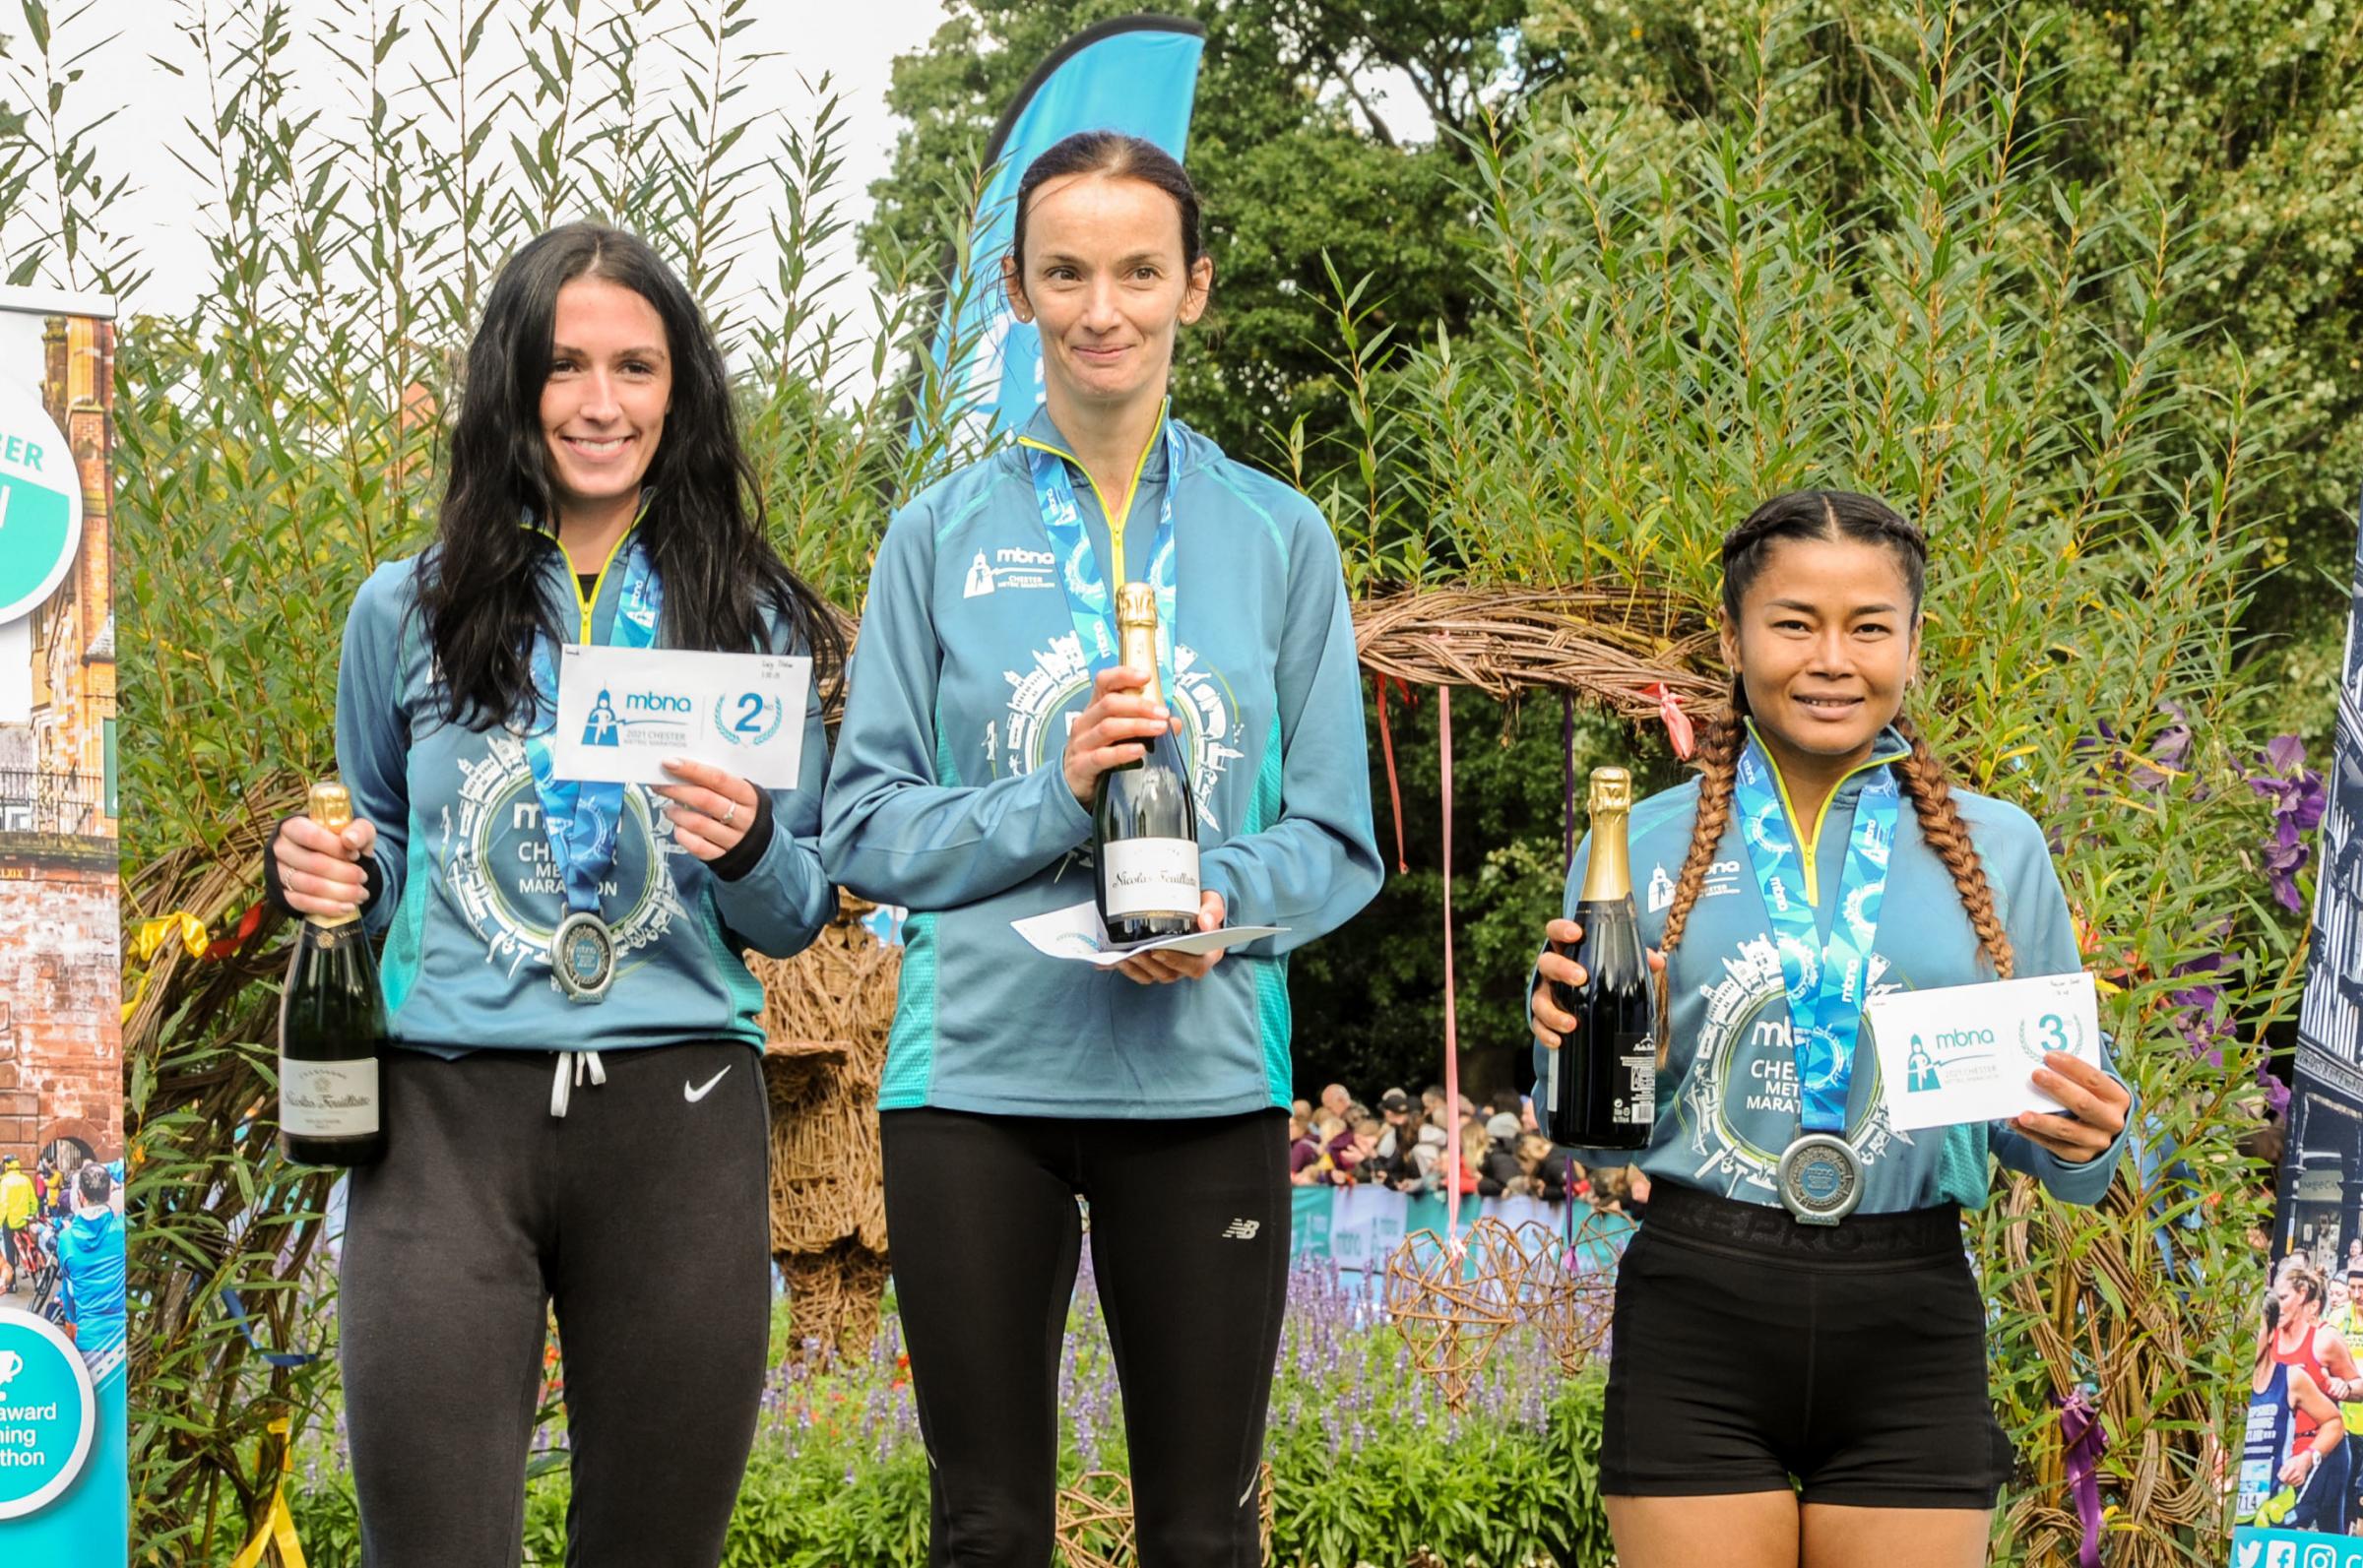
[1523,0,2363,744]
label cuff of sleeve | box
[264,814,382,916]
[706,790,777,884]
[1043,760,1093,841]
[1201,862,1237,922]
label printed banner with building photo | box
[0,286,126,1562]
[2237,492,2363,1563]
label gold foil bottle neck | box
[1579,766,1634,903]
[307,782,354,831]
[1115,582,1159,627]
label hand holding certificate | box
[1868,972,2129,1160]
[551,645,810,787]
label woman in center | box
[822,132,1382,1565]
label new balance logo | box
[1219,1219,1260,1240]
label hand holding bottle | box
[1062,663,1182,807]
[274,813,377,920]
[1529,917,1664,1050]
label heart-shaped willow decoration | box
[1383,1216,1526,1410]
[1510,1214,1622,1376]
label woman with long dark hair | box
[822,132,1382,1564]
[1529,492,2133,1567]
[267,221,842,1566]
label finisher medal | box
[551,911,617,1003]
[1777,1132,1864,1225]
[1732,727,1901,1227]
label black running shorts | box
[1600,1178,2013,1509]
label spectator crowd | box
[1285,1082,1651,1222]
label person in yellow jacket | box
[0,1156,34,1292]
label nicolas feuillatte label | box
[1103,837,1199,918]
[281,1058,381,1138]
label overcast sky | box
[64,0,959,326]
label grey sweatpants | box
[339,1040,771,1568]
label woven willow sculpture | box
[1383,1216,1531,1411]
[1994,1174,2214,1568]
[746,894,900,1363]
[1052,1464,1274,1567]
[1352,585,1721,717]
[1509,1215,1624,1376]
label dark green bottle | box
[278,782,388,1165]
[1547,768,1656,1149]
[1092,584,1201,944]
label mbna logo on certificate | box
[553,644,811,787]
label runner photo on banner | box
[2239,489,2363,1565]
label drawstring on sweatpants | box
[550,1049,607,1117]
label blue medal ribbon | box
[1023,410,1183,696]
[522,534,662,921]
[1732,728,1900,1133]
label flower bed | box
[281,1255,1615,1568]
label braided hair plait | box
[1892,715,2013,979]
[1651,680,1749,1065]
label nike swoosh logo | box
[683,1066,732,1103]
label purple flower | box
[2248,735,2327,912]
[2169,945,2234,1063]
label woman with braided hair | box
[1527,490,2132,1567]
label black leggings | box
[341,1042,771,1567]
[881,1107,1291,1567]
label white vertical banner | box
[0,284,125,1568]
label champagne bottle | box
[1546,768,1656,1149]
[278,782,388,1166]
[1093,584,1200,945]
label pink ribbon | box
[2058,1389,2108,1567]
[1439,685,1463,1248]
[1375,674,1412,874]
[1645,681,1695,761]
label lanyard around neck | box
[1732,731,1900,1134]
[522,536,661,915]
[1023,411,1182,697]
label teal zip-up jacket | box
[336,533,834,1053]
[821,408,1383,1118]
[1535,728,2132,1211]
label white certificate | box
[1009,900,1285,969]
[550,645,809,787]
[1866,972,2104,1133]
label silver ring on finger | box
[722,800,738,828]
